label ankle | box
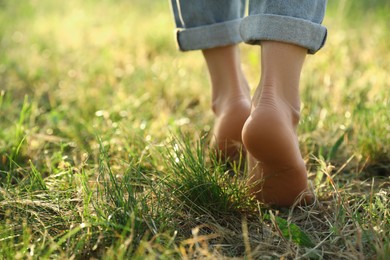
[212,89,249,116]
[211,75,250,115]
[255,83,301,128]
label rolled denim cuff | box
[176,19,243,51]
[240,14,327,54]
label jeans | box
[170,0,327,54]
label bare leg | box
[242,41,313,207]
[202,45,251,162]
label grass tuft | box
[161,134,252,216]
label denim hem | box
[240,14,327,54]
[176,19,243,51]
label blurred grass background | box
[0,0,389,258]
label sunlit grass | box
[0,0,389,258]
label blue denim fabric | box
[170,0,327,54]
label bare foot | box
[202,45,251,162]
[212,94,250,162]
[242,84,313,207]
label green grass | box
[0,0,389,258]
